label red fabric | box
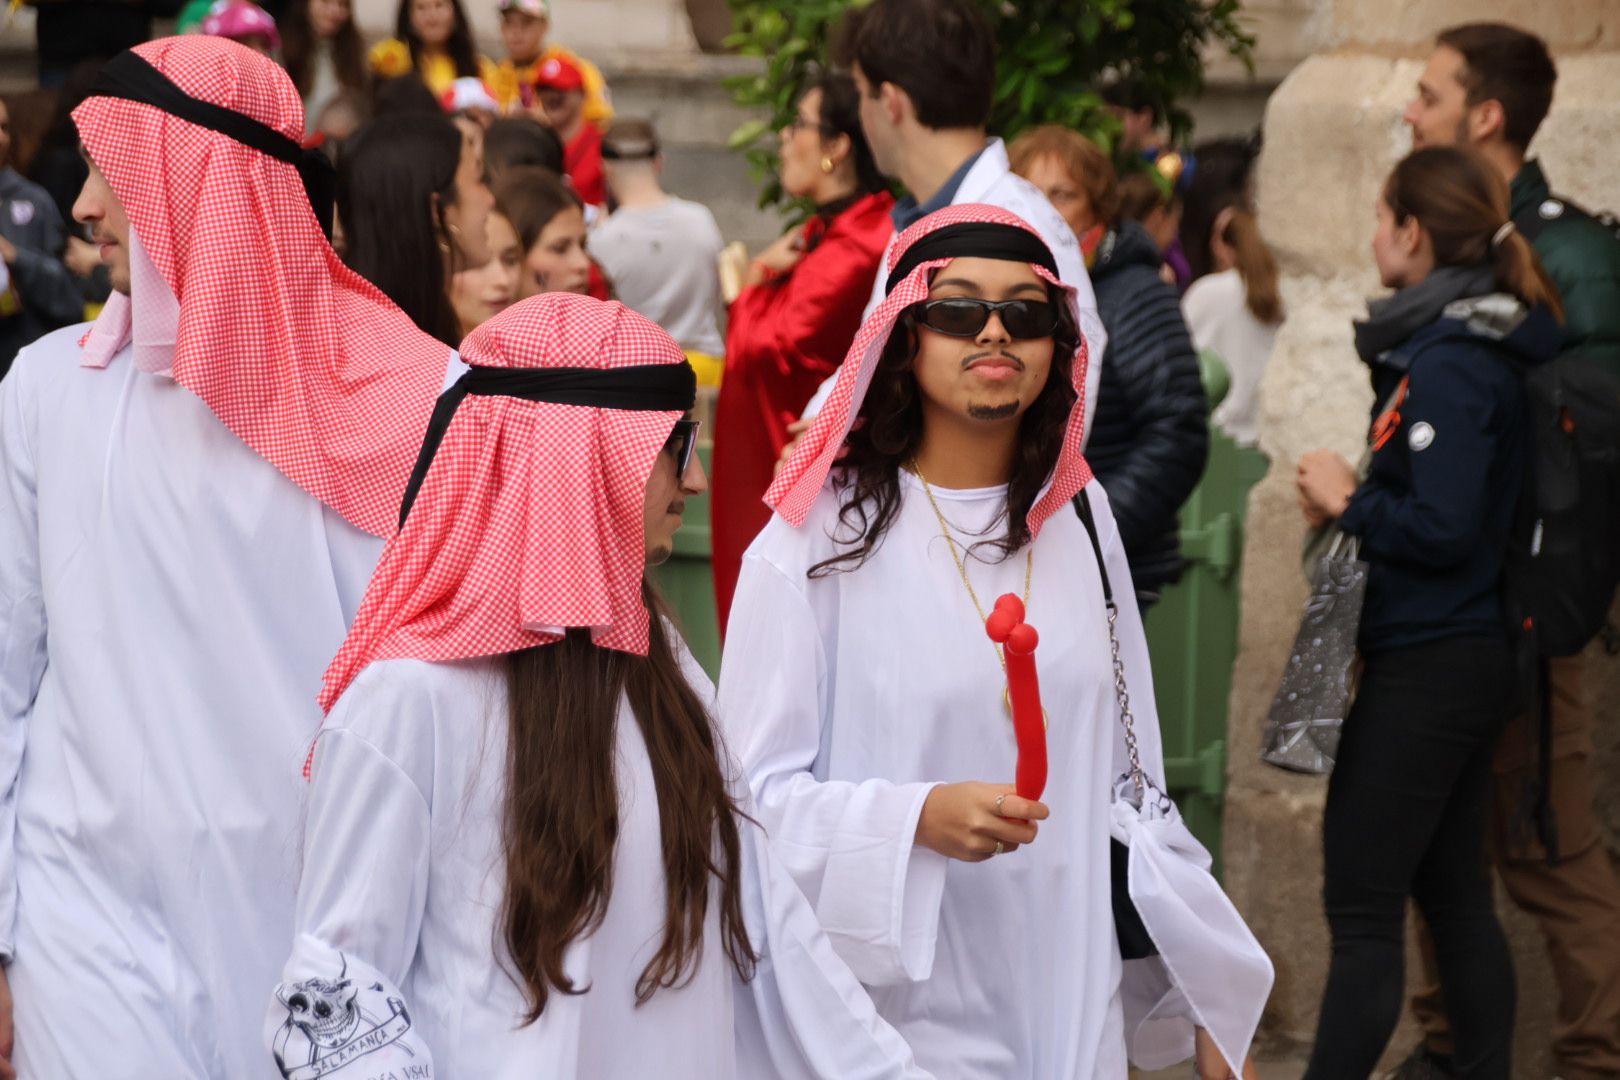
[710,191,894,630]
[564,122,605,206]
[73,37,450,538]
[766,203,1094,536]
[318,294,690,712]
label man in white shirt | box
[801,0,1103,429]
[589,118,727,358]
[0,38,458,1077]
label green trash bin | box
[1141,351,1269,875]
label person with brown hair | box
[1294,146,1565,1079]
[494,164,592,296]
[1181,206,1283,447]
[721,204,1271,1079]
[266,294,930,1080]
[1394,24,1620,1080]
[280,0,368,136]
[1010,126,1207,610]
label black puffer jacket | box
[1084,221,1209,596]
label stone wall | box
[1227,9,1620,1070]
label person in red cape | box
[719,203,1271,1079]
[711,71,894,629]
[269,294,930,1080]
[0,36,457,1078]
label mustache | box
[961,350,1024,371]
[90,229,119,247]
[668,500,685,516]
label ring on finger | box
[993,840,1006,855]
[994,794,1007,816]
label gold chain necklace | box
[911,459,1032,702]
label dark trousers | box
[1305,635,1517,1079]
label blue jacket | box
[1338,296,1561,651]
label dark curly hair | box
[808,284,1081,578]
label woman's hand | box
[743,229,806,288]
[1296,449,1356,524]
[914,782,1048,862]
[774,417,813,476]
[1194,1027,1259,1080]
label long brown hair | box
[1384,146,1563,322]
[499,582,756,1021]
[281,0,368,98]
[808,287,1080,577]
[1219,207,1283,324]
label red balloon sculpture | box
[984,594,1047,801]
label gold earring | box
[437,238,451,255]
[820,156,835,174]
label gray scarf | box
[1353,265,1497,365]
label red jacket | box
[564,123,605,207]
[710,190,895,630]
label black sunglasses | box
[909,297,1059,340]
[663,419,701,476]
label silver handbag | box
[1261,532,1368,775]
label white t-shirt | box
[589,195,726,356]
[1180,268,1279,448]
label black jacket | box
[1339,295,1560,651]
[1084,221,1209,594]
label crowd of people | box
[0,0,1616,1077]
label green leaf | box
[727,118,771,150]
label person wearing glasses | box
[711,71,894,631]
[718,205,1270,1080]
[267,295,931,1080]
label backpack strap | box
[1513,193,1614,245]
[1073,488,1115,608]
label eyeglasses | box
[785,114,832,136]
[663,419,701,476]
[909,298,1060,340]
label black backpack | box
[1502,356,1620,657]
[1504,194,1620,656]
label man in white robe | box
[0,38,460,1076]
[719,203,1272,1078]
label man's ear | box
[1469,98,1507,145]
[879,81,908,127]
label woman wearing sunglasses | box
[718,205,1271,1079]
[267,296,931,1079]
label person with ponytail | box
[1182,205,1283,447]
[265,295,930,1080]
[1294,145,1563,1079]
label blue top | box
[889,144,987,232]
[1337,296,1560,651]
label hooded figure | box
[0,36,457,1077]
[720,204,1272,1078]
[270,293,932,1080]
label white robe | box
[717,473,1270,1078]
[0,276,460,1073]
[266,650,932,1080]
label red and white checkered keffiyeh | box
[73,37,450,538]
[317,294,690,713]
[766,203,1094,536]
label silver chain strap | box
[1105,602,1146,799]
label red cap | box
[532,54,584,93]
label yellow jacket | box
[487,45,613,126]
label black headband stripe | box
[884,222,1060,295]
[398,362,697,527]
[88,50,337,239]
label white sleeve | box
[265,724,436,1079]
[732,797,935,1080]
[1083,483,1273,1073]
[0,359,46,960]
[717,554,948,987]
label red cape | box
[710,190,894,630]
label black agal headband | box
[88,50,338,239]
[398,362,698,527]
[885,221,1059,295]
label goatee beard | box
[967,401,1019,421]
